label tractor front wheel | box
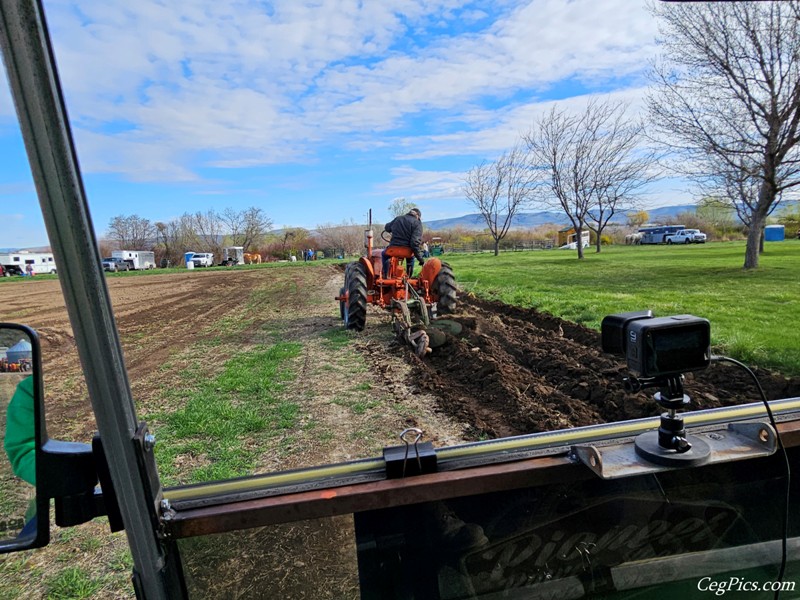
[434,262,457,314]
[345,261,368,331]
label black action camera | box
[601,311,711,377]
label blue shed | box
[765,225,785,242]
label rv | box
[111,250,156,270]
[0,251,58,275]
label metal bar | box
[166,455,584,539]
[163,398,800,506]
[166,416,800,539]
[0,1,173,597]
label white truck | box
[0,251,58,275]
[665,229,707,244]
[111,250,156,270]
[191,252,214,267]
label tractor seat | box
[384,246,415,259]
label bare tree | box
[106,215,155,250]
[184,210,224,257]
[585,112,658,252]
[154,221,173,265]
[462,145,536,256]
[388,198,418,218]
[525,100,651,258]
[220,207,273,251]
[649,1,800,269]
[154,220,194,266]
[315,220,365,257]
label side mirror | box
[0,324,49,552]
[0,324,124,556]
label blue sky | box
[0,0,692,248]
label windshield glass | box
[4,0,797,509]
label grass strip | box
[144,342,301,485]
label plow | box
[337,222,461,356]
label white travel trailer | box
[111,250,156,270]
[0,251,58,275]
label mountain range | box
[422,204,698,231]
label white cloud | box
[393,86,650,160]
[375,166,466,214]
[41,0,658,181]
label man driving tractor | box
[382,207,425,278]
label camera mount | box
[626,374,711,467]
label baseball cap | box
[409,208,422,219]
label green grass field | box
[442,240,800,375]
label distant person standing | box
[24,264,34,277]
[422,241,430,258]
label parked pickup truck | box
[191,252,214,267]
[665,229,707,244]
[101,257,131,272]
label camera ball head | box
[633,374,711,467]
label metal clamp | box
[383,427,438,479]
[400,428,423,477]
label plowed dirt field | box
[2,264,798,443]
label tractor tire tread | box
[346,262,368,331]
[434,263,457,314]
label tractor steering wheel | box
[381,230,392,244]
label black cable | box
[712,355,791,599]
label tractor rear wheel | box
[345,261,368,331]
[341,262,356,322]
[434,262,457,314]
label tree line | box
[103,209,370,265]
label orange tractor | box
[337,224,459,356]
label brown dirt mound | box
[407,294,800,439]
